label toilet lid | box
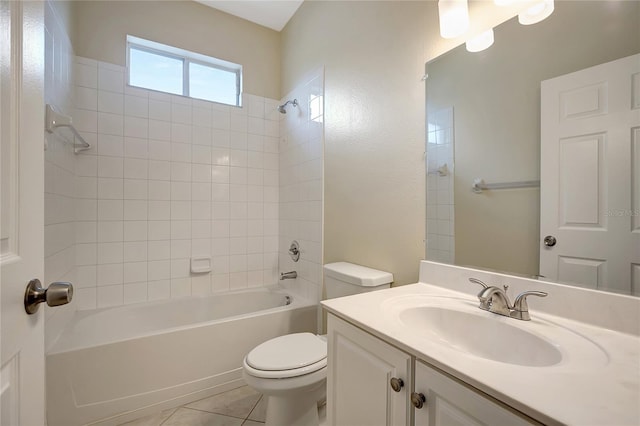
[246,333,327,371]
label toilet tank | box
[323,262,393,299]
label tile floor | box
[120,386,266,426]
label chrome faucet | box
[280,271,297,280]
[469,278,547,321]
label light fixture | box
[518,0,554,25]
[438,0,470,39]
[466,29,495,52]
[493,0,516,5]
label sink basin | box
[399,305,562,366]
[383,295,609,368]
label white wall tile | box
[97,264,123,286]
[124,282,147,304]
[98,67,124,93]
[148,280,170,301]
[125,95,149,118]
[97,285,123,307]
[124,241,148,262]
[75,62,98,89]
[97,221,123,243]
[98,156,123,178]
[124,158,148,179]
[124,117,149,139]
[76,58,287,307]
[148,240,171,261]
[123,221,148,242]
[98,91,124,114]
[149,120,171,141]
[76,86,98,111]
[98,134,124,157]
[124,262,147,283]
[98,112,124,136]
[148,260,170,281]
[124,137,148,159]
[124,179,147,200]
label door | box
[1,0,46,424]
[413,360,536,426]
[327,314,412,426]
[540,54,640,295]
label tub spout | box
[280,271,297,280]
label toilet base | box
[265,384,324,426]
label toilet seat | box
[244,333,327,379]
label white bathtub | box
[46,287,317,426]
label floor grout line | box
[181,405,248,421]
[157,407,178,426]
[244,395,263,422]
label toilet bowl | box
[242,333,327,426]
[242,262,394,426]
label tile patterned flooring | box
[120,386,266,426]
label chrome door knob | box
[24,279,73,314]
[389,377,404,392]
[411,392,427,409]
[543,235,557,247]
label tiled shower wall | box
[72,56,281,309]
[44,0,77,347]
[278,69,324,304]
[426,106,455,264]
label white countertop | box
[322,282,640,426]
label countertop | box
[322,282,640,426]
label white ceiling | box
[195,0,304,31]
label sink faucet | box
[469,278,547,321]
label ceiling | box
[195,0,304,31]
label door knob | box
[24,279,73,314]
[543,235,557,247]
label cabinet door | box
[413,361,537,426]
[327,314,412,426]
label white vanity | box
[322,261,640,426]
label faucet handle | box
[468,278,488,289]
[511,291,548,320]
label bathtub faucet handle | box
[288,241,300,262]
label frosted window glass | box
[129,48,183,95]
[189,63,237,105]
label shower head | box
[278,99,298,114]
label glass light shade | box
[494,0,516,5]
[518,0,554,25]
[466,29,495,52]
[438,0,470,39]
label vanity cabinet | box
[413,360,536,426]
[327,314,412,426]
[327,313,538,426]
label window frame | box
[126,35,242,107]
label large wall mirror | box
[425,0,640,296]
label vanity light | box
[518,0,554,25]
[493,0,516,5]
[465,29,495,52]
[438,0,470,39]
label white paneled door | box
[1,0,46,424]
[540,54,640,295]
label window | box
[127,36,242,106]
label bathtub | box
[46,287,317,426]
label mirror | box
[425,0,640,295]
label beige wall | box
[427,1,640,276]
[282,1,432,285]
[71,1,281,99]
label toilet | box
[242,262,394,426]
